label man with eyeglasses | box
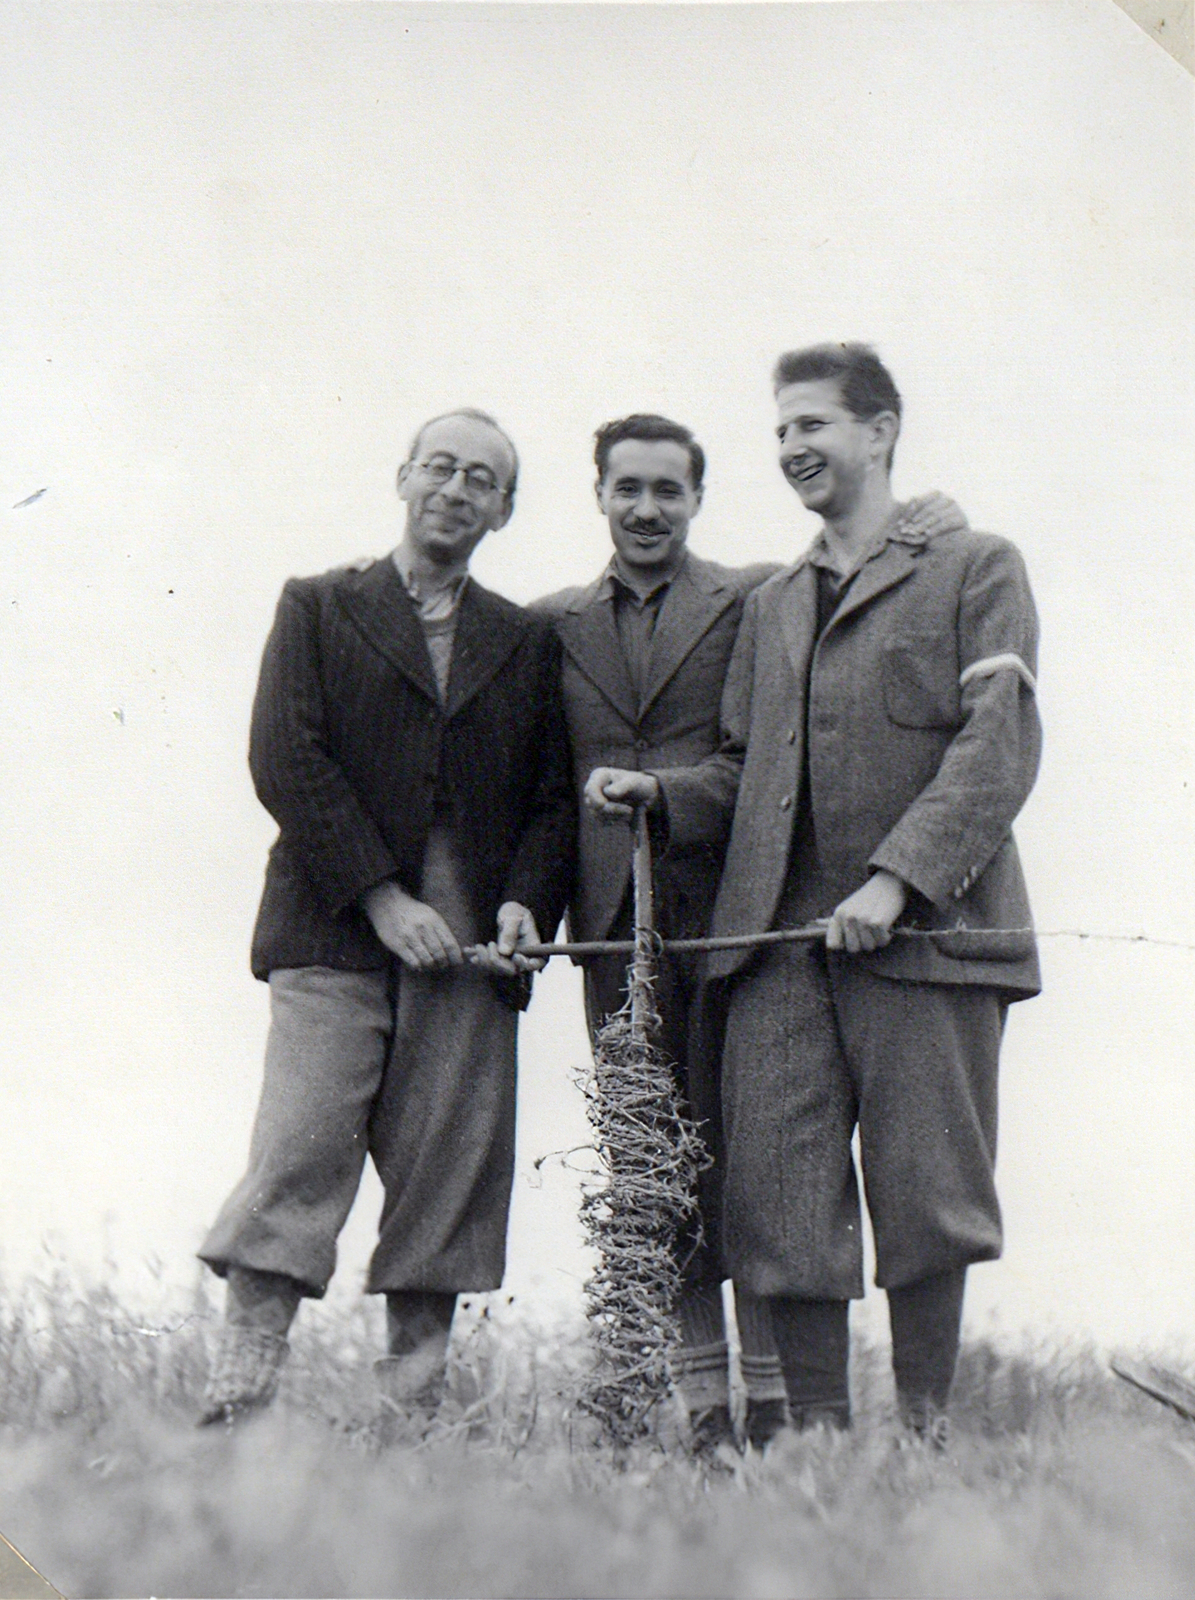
[197,409,576,1429]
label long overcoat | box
[658,521,1042,996]
[248,556,576,993]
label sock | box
[678,1282,726,1349]
[735,1290,787,1404]
[673,1340,730,1412]
[888,1266,967,1424]
[226,1266,303,1337]
[770,1295,851,1428]
[675,1283,730,1412]
[385,1290,457,1357]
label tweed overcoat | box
[248,556,576,991]
[531,551,778,943]
[658,521,1042,996]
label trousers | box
[721,938,1006,1299]
[200,830,519,1296]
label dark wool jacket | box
[248,557,576,1001]
[531,551,779,943]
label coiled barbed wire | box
[573,961,711,1449]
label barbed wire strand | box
[468,926,1195,960]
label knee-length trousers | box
[721,939,1006,1300]
[199,831,518,1297]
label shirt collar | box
[598,549,687,607]
[392,548,470,614]
[804,504,926,580]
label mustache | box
[623,519,670,535]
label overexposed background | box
[1,0,1192,1352]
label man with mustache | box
[585,348,1040,1445]
[537,412,962,1452]
[198,409,575,1428]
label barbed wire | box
[1031,930,1195,951]
[571,968,711,1450]
[482,925,1195,959]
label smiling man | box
[533,414,785,1452]
[536,412,964,1454]
[585,348,1041,1445]
[197,409,575,1429]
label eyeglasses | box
[416,456,503,498]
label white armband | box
[959,653,1037,694]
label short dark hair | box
[407,408,519,498]
[593,414,705,491]
[772,343,902,466]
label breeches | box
[199,832,518,1297]
[721,941,1006,1299]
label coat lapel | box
[336,557,439,704]
[778,560,819,685]
[639,557,735,718]
[825,539,921,632]
[555,581,640,727]
[444,583,529,719]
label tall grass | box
[1,1269,1193,1599]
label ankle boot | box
[198,1327,290,1425]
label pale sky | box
[1,1,1192,1352]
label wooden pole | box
[629,806,655,1044]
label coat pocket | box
[882,635,961,729]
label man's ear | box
[594,476,608,513]
[396,461,413,498]
[869,411,899,465]
[692,482,705,513]
[490,494,515,533]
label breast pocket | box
[882,634,961,729]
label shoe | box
[744,1397,789,1450]
[198,1327,289,1426]
[789,1401,851,1433]
[687,1401,738,1465]
[898,1398,951,1452]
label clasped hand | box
[583,767,660,823]
[362,882,542,975]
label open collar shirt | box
[597,551,686,698]
[391,549,470,701]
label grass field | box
[2,1271,1194,1600]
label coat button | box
[634,738,649,752]
[779,795,792,810]
[785,729,796,744]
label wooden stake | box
[629,806,655,1044]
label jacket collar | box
[442,581,530,719]
[336,557,527,715]
[778,507,927,681]
[556,550,735,724]
[639,554,735,717]
[794,505,927,627]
